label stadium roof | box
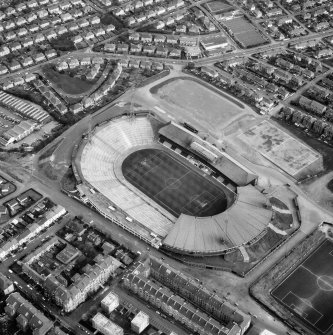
[159,122,257,186]
[163,185,272,254]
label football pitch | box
[272,240,333,334]
[150,77,247,135]
[121,148,229,218]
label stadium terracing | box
[74,114,276,256]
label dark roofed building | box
[5,292,53,335]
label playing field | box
[223,18,267,48]
[122,149,228,217]
[238,121,321,176]
[272,240,333,334]
[150,77,246,135]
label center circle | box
[317,275,333,291]
[165,178,182,190]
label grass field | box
[238,121,321,176]
[272,240,333,334]
[43,67,96,95]
[122,149,228,217]
[150,77,246,134]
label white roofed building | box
[92,313,123,335]
[101,291,119,314]
[131,311,149,334]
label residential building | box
[101,291,119,314]
[0,273,14,295]
[92,313,123,335]
[71,103,83,114]
[131,312,149,334]
[49,255,121,312]
[0,205,66,257]
[5,292,53,335]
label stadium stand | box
[79,116,174,237]
[163,185,273,255]
[159,122,257,186]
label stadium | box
[73,113,280,257]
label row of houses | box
[0,0,85,19]
[71,63,123,113]
[0,204,66,260]
[281,106,333,139]
[31,254,122,312]
[2,73,38,90]
[104,42,183,58]
[5,292,53,335]
[117,0,185,26]
[114,0,173,16]
[198,66,278,110]
[56,56,105,71]
[123,257,251,335]
[259,50,323,74]
[299,95,327,116]
[0,50,57,75]
[2,15,102,42]
[235,64,299,93]
[71,24,115,44]
[0,6,89,35]
[33,80,68,115]
[128,32,198,46]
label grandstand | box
[79,116,174,238]
[0,91,50,122]
[163,185,272,255]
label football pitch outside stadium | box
[122,148,229,218]
[272,240,333,334]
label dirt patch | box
[245,228,284,262]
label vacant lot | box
[238,121,321,176]
[43,67,96,95]
[150,77,246,134]
[272,240,333,334]
[122,148,228,217]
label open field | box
[272,240,333,334]
[150,77,247,135]
[43,67,96,95]
[238,121,321,176]
[122,148,228,217]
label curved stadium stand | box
[163,185,273,255]
[80,116,174,237]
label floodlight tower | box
[129,86,137,120]
[87,114,92,144]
